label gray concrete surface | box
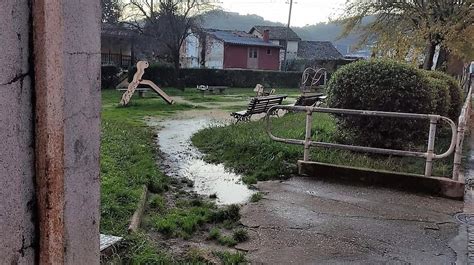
[62,0,101,263]
[238,178,464,264]
[0,0,36,263]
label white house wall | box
[205,36,224,69]
[180,33,200,68]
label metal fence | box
[265,106,458,178]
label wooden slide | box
[119,61,174,106]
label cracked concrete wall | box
[63,0,101,263]
[0,0,36,264]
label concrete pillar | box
[33,0,101,263]
[0,0,101,263]
[0,0,36,264]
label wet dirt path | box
[147,109,255,205]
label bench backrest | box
[247,95,287,114]
[295,93,324,106]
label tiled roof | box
[205,29,281,48]
[250,25,301,41]
[297,41,344,60]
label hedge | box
[101,65,121,89]
[327,59,436,149]
[128,65,302,88]
[423,70,463,121]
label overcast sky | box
[218,0,346,27]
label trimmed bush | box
[426,77,451,117]
[424,70,463,120]
[128,64,302,88]
[101,65,121,89]
[327,59,435,149]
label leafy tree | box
[340,0,474,69]
[124,0,215,72]
[102,0,122,24]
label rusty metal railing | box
[266,106,458,178]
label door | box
[247,47,258,69]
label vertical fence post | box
[453,118,465,181]
[425,117,438,176]
[304,109,313,161]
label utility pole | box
[283,0,293,72]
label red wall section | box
[223,44,280,70]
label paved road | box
[237,178,465,264]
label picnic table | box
[196,85,227,94]
[117,87,150,98]
[294,93,327,107]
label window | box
[266,49,271,55]
[249,48,258,58]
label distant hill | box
[200,10,369,56]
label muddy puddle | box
[148,117,254,205]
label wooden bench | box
[196,85,228,94]
[231,95,287,122]
[294,93,326,107]
[117,87,150,98]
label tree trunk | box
[435,46,449,71]
[423,42,437,70]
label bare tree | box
[124,0,215,72]
[340,0,474,70]
[101,0,123,24]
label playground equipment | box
[300,67,327,93]
[119,61,174,106]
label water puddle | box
[148,117,254,205]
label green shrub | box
[101,65,121,89]
[128,65,302,88]
[232,229,249,243]
[326,59,435,149]
[424,70,463,120]
[154,218,177,237]
[426,77,451,117]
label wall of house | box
[205,36,224,69]
[223,45,279,70]
[258,46,280,70]
[180,33,200,68]
[0,0,36,263]
[224,45,248,69]
[101,37,132,56]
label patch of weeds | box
[150,203,215,238]
[250,192,264,202]
[242,175,257,185]
[149,195,165,212]
[214,251,247,265]
[211,204,240,223]
[110,233,174,264]
[207,227,221,240]
[185,248,213,264]
[154,218,177,237]
[232,229,249,243]
[218,235,237,247]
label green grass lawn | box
[192,112,454,184]
[100,90,203,235]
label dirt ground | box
[237,178,465,264]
